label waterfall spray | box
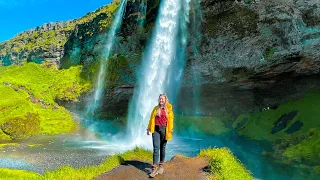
[87,0,127,115]
[126,0,191,147]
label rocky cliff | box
[0,0,120,67]
[1,0,320,116]
[179,0,320,115]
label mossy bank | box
[0,62,91,140]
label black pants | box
[152,125,167,165]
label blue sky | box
[0,0,112,42]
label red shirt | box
[155,108,167,126]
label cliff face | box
[179,0,320,115]
[0,21,70,66]
[0,0,121,67]
[1,0,320,116]
[185,0,320,86]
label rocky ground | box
[96,155,209,180]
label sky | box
[0,0,112,42]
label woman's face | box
[159,95,166,106]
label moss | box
[282,129,320,166]
[264,48,277,58]
[314,166,320,174]
[0,168,41,180]
[1,113,40,139]
[199,147,253,180]
[175,115,231,135]
[233,91,320,141]
[0,63,91,139]
[0,129,11,141]
[106,55,132,88]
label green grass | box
[175,115,231,135]
[0,63,91,139]
[0,147,152,180]
[199,147,253,180]
[232,91,320,141]
[0,143,19,149]
[0,169,41,180]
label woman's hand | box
[147,129,150,135]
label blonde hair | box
[157,94,169,117]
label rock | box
[271,110,299,134]
[285,120,304,134]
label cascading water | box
[137,0,147,28]
[126,0,191,147]
[190,0,203,115]
[86,0,127,115]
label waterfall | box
[86,0,127,115]
[138,0,147,28]
[126,0,191,147]
[190,0,203,115]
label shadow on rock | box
[120,158,152,174]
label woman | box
[147,94,174,178]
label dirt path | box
[96,155,209,180]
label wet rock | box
[235,117,249,131]
[285,120,304,134]
[271,110,298,134]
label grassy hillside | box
[0,63,91,140]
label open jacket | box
[147,103,174,140]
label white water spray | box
[126,0,191,147]
[87,0,127,115]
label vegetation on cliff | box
[282,128,320,170]
[0,62,91,140]
[0,0,120,65]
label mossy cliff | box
[0,0,121,67]
[0,63,91,140]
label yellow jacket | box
[147,103,174,140]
